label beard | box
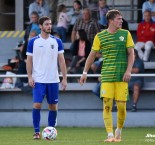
[42,28,51,34]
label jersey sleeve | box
[126,31,135,49]
[92,34,101,52]
[26,38,34,56]
[56,38,64,53]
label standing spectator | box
[129,49,144,112]
[57,4,70,42]
[135,10,155,61]
[80,10,134,142]
[46,0,58,24]
[26,16,67,139]
[67,0,83,34]
[98,0,109,28]
[71,8,101,44]
[24,11,40,42]
[142,0,155,21]
[29,0,49,19]
[67,29,91,73]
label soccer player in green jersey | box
[80,9,134,142]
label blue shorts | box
[33,82,59,104]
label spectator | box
[56,4,70,42]
[71,8,101,44]
[142,0,155,21]
[24,11,40,42]
[129,49,144,112]
[67,29,91,74]
[135,10,155,61]
[98,0,109,28]
[67,0,83,34]
[90,52,102,74]
[29,0,49,19]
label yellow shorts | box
[100,82,128,101]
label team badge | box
[102,90,106,95]
[119,36,124,41]
[51,44,54,49]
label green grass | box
[0,127,155,145]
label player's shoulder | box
[50,35,62,43]
[28,35,40,43]
[96,29,107,38]
[119,29,129,35]
[119,28,129,32]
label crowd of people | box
[2,0,155,109]
[1,0,155,142]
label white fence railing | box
[0,74,155,78]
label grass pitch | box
[0,127,155,145]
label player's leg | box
[101,83,115,142]
[115,101,126,142]
[114,82,128,142]
[32,83,46,139]
[46,83,59,127]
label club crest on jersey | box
[102,90,106,95]
[119,36,124,41]
[51,44,54,49]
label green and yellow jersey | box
[92,29,134,82]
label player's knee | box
[48,104,58,111]
[116,102,126,117]
[103,98,113,112]
[33,103,42,109]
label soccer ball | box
[42,127,57,140]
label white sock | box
[116,128,122,134]
[108,132,114,137]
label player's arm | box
[80,34,100,85]
[26,55,35,88]
[123,31,135,82]
[79,51,98,85]
[58,53,67,90]
[123,48,134,82]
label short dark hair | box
[78,29,87,41]
[106,9,121,21]
[58,4,66,12]
[38,16,51,25]
[74,0,82,9]
[31,11,39,17]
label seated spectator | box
[29,0,49,19]
[129,49,144,112]
[98,0,109,28]
[135,10,155,61]
[90,52,102,74]
[67,0,83,34]
[24,11,40,42]
[56,4,70,42]
[67,29,91,73]
[142,0,155,21]
[71,8,101,44]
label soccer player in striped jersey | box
[26,16,67,139]
[80,9,134,142]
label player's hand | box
[79,74,87,85]
[61,78,67,91]
[28,77,35,88]
[123,71,131,82]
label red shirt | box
[137,22,155,44]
